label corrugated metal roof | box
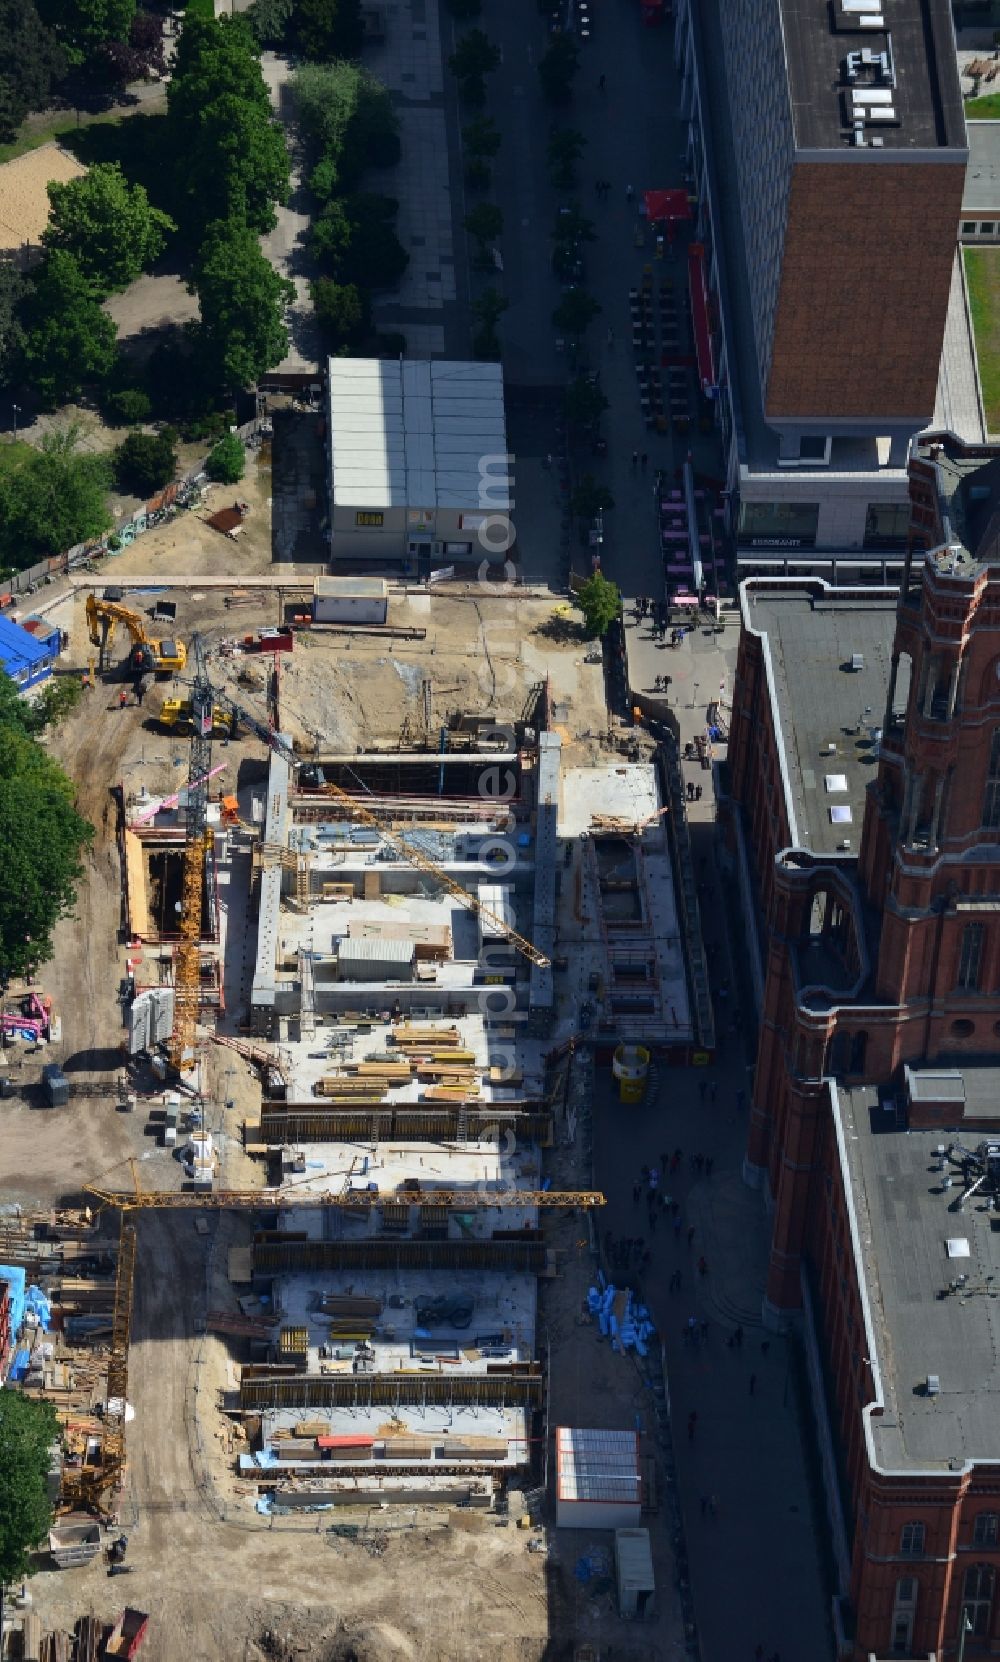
[327,357,510,511]
[0,615,51,672]
[337,937,415,964]
[556,1427,640,1503]
[615,1528,654,1589]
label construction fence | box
[1,417,269,601]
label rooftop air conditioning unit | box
[926,1374,941,1396]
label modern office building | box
[726,432,1000,1656]
[674,0,976,583]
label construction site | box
[0,470,712,1660]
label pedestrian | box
[673,1215,682,1240]
[660,1152,668,1176]
[696,784,703,801]
[626,183,634,202]
[694,1152,704,1174]
[642,1247,652,1270]
[640,452,648,471]
[708,1493,718,1517]
[671,1151,681,1174]
[699,1319,708,1341]
[687,1410,698,1440]
[598,73,606,91]
[632,1180,641,1203]
[698,1080,706,1102]
[754,1647,765,1662]
[749,1373,757,1396]
[705,1156,714,1177]
[648,1167,659,1193]
[700,1495,709,1517]
[687,1225,695,1247]
[697,1255,708,1277]
[734,1324,744,1349]
[649,1208,657,1233]
[710,1081,717,1104]
[607,326,614,347]
[669,1269,681,1292]
[118,688,128,710]
[631,449,639,471]
[761,1340,771,1357]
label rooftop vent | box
[851,653,865,671]
[926,1373,941,1396]
[836,0,886,30]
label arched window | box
[900,1521,925,1556]
[973,1512,999,1548]
[963,1563,996,1637]
[957,924,985,993]
[849,1031,868,1076]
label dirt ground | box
[1,447,670,1659]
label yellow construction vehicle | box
[159,698,234,737]
[85,594,187,678]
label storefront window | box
[736,501,819,549]
[864,502,910,549]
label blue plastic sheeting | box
[0,1264,26,1338]
[8,1349,30,1381]
[24,1285,51,1331]
[586,1279,657,1358]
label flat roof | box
[313,576,387,598]
[0,144,86,250]
[964,122,1000,214]
[838,1081,1000,1471]
[740,583,896,853]
[779,0,966,154]
[556,1427,641,1504]
[327,358,509,512]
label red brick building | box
[729,434,1000,1659]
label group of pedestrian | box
[653,673,672,693]
[697,1078,718,1105]
[685,780,704,802]
[687,1150,714,1177]
[630,450,650,473]
[594,177,613,199]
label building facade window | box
[864,502,911,550]
[736,501,819,549]
[958,923,986,993]
[890,1576,918,1655]
[963,1563,995,1636]
[984,730,1000,829]
[900,1522,925,1556]
[973,1512,999,1548]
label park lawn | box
[0,108,125,168]
[966,94,1000,120]
[965,246,1000,435]
[0,441,32,476]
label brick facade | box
[766,163,966,423]
[730,443,1000,1655]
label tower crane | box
[84,1181,605,1211]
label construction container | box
[313,575,388,625]
[41,1064,69,1107]
[336,937,415,982]
[615,1528,655,1619]
[555,1428,642,1531]
[48,1517,101,1568]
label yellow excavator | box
[158,697,234,736]
[85,593,187,678]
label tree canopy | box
[167,16,289,239]
[294,62,399,197]
[19,250,118,408]
[38,0,135,61]
[0,1394,60,1595]
[0,0,66,143]
[205,431,246,483]
[291,0,363,60]
[0,427,112,572]
[192,219,294,392]
[114,427,177,495]
[44,163,174,295]
[577,571,620,638]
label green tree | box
[38,0,134,61]
[309,198,353,268]
[167,16,289,239]
[339,216,408,290]
[0,427,112,570]
[0,1393,60,1632]
[247,0,294,45]
[0,0,66,143]
[309,277,366,349]
[552,286,600,339]
[565,375,607,430]
[294,63,399,195]
[44,164,174,296]
[20,251,118,408]
[292,0,363,59]
[192,219,294,393]
[448,28,499,103]
[538,34,578,105]
[553,205,595,248]
[0,689,93,982]
[464,200,502,267]
[577,570,620,638]
[0,266,27,387]
[205,431,246,483]
[463,116,500,159]
[472,285,507,360]
[114,427,177,495]
[547,127,585,189]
